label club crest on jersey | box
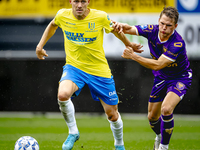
[163,46,167,52]
[88,22,95,30]
[176,82,185,90]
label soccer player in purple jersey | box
[113,6,192,150]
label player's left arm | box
[122,46,173,71]
[104,14,143,53]
[111,30,144,53]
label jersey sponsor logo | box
[64,31,97,44]
[66,22,76,25]
[109,91,116,96]
[166,50,178,57]
[176,82,185,90]
[88,22,95,30]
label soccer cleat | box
[62,133,80,150]
[115,145,125,150]
[153,135,161,150]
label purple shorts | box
[149,76,192,102]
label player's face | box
[70,0,90,20]
[158,14,178,41]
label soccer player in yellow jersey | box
[36,0,142,150]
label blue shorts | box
[149,76,192,103]
[59,64,119,105]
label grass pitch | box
[0,113,200,150]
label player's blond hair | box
[160,6,179,24]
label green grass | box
[0,114,200,150]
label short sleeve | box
[103,14,114,33]
[135,24,155,39]
[54,9,66,27]
[163,42,184,60]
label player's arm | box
[36,18,58,60]
[112,30,143,53]
[112,21,138,35]
[111,28,143,53]
[122,46,173,71]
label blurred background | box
[0,0,199,114]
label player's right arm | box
[36,19,58,60]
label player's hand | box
[36,46,48,60]
[130,42,144,53]
[112,20,125,33]
[121,46,135,60]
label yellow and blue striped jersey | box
[54,8,113,78]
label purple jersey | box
[136,24,192,79]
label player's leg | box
[58,80,80,150]
[58,80,79,134]
[158,92,181,150]
[148,78,166,150]
[57,65,86,150]
[88,75,125,150]
[148,102,162,150]
[100,99,125,150]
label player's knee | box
[107,112,118,122]
[148,113,160,121]
[161,105,173,116]
[58,91,71,101]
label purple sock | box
[149,117,161,135]
[161,114,174,145]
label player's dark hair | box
[160,6,179,24]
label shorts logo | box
[176,82,185,90]
[62,72,67,78]
[110,98,117,101]
[109,91,116,96]
[155,80,165,88]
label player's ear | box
[175,23,178,29]
[69,0,72,4]
[88,0,90,3]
